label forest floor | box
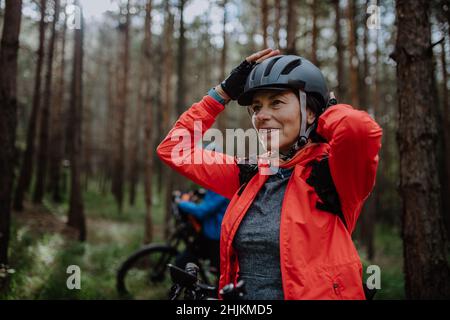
[1,182,405,300]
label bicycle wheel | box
[116,244,179,299]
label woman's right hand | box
[219,48,281,101]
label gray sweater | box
[233,167,294,300]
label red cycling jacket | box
[157,95,382,300]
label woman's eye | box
[251,105,261,113]
[271,100,282,106]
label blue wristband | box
[208,87,226,105]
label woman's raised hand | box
[245,48,281,64]
[217,48,281,102]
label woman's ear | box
[306,108,316,125]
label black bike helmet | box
[237,55,329,111]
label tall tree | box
[48,4,67,202]
[200,9,212,97]
[357,0,376,260]
[155,35,164,195]
[0,0,3,33]
[358,0,369,110]
[0,0,3,32]
[13,0,47,210]
[102,59,115,195]
[286,0,298,54]
[33,0,61,203]
[0,0,23,265]
[440,37,450,237]
[112,0,131,213]
[347,0,359,108]
[128,95,141,206]
[393,0,450,299]
[67,0,86,241]
[142,0,154,244]
[176,0,186,118]
[161,0,175,239]
[311,0,318,66]
[82,67,96,191]
[171,0,189,191]
[333,0,345,101]
[273,0,281,49]
[128,3,146,205]
[217,0,228,134]
[434,0,450,235]
[261,0,268,49]
[243,0,257,54]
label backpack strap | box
[236,162,258,196]
[305,157,347,230]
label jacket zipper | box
[333,282,342,297]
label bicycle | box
[116,189,218,299]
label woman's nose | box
[255,108,271,122]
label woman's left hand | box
[218,48,281,101]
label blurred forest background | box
[0,0,449,299]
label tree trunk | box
[0,0,3,34]
[360,0,369,110]
[82,72,95,193]
[103,60,115,196]
[172,0,189,191]
[33,0,60,203]
[246,0,257,54]
[161,0,175,240]
[360,192,376,260]
[374,24,381,119]
[201,9,212,102]
[155,46,164,195]
[176,0,186,119]
[128,46,143,207]
[261,0,268,49]
[48,3,67,203]
[128,101,141,207]
[347,0,359,108]
[372,21,382,258]
[311,0,318,66]
[440,37,450,237]
[217,0,227,134]
[358,0,376,259]
[112,0,131,213]
[111,60,120,201]
[393,0,450,299]
[273,0,281,49]
[0,0,23,265]
[333,0,345,101]
[164,170,175,240]
[286,0,298,55]
[13,0,47,211]
[143,0,154,244]
[67,0,86,242]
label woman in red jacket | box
[157,48,382,300]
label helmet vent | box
[250,68,257,81]
[281,59,301,75]
[263,56,282,77]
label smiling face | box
[249,89,316,154]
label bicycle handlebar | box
[167,263,245,300]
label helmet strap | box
[279,90,314,161]
[251,113,267,152]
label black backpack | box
[237,156,345,227]
[236,156,377,300]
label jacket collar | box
[278,142,330,169]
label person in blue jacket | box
[175,190,229,272]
